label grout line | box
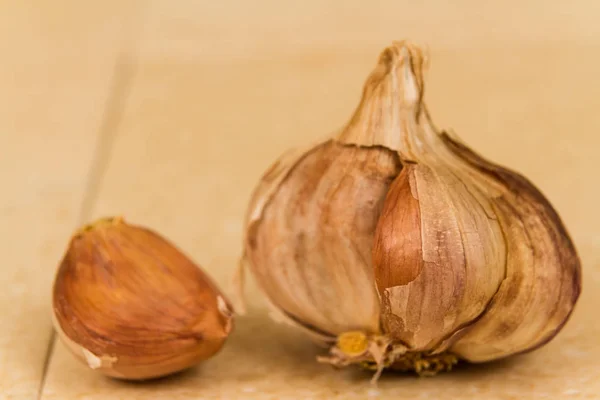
[35,43,140,400]
[76,51,139,228]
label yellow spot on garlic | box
[337,331,369,356]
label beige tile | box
[139,0,600,60]
[39,33,600,400]
[0,2,142,399]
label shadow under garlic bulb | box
[52,217,233,380]
[241,41,581,380]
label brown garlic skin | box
[52,217,233,380]
[242,40,582,378]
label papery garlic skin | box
[441,134,582,362]
[242,41,581,375]
[246,141,401,336]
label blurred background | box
[1,1,599,399]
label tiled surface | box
[2,1,599,399]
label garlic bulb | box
[241,41,581,379]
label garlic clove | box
[245,141,401,336]
[374,161,506,351]
[52,217,233,380]
[442,134,582,362]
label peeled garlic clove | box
[242,40,581,377]
[52,217,233,380]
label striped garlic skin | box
[245,141,400,336]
